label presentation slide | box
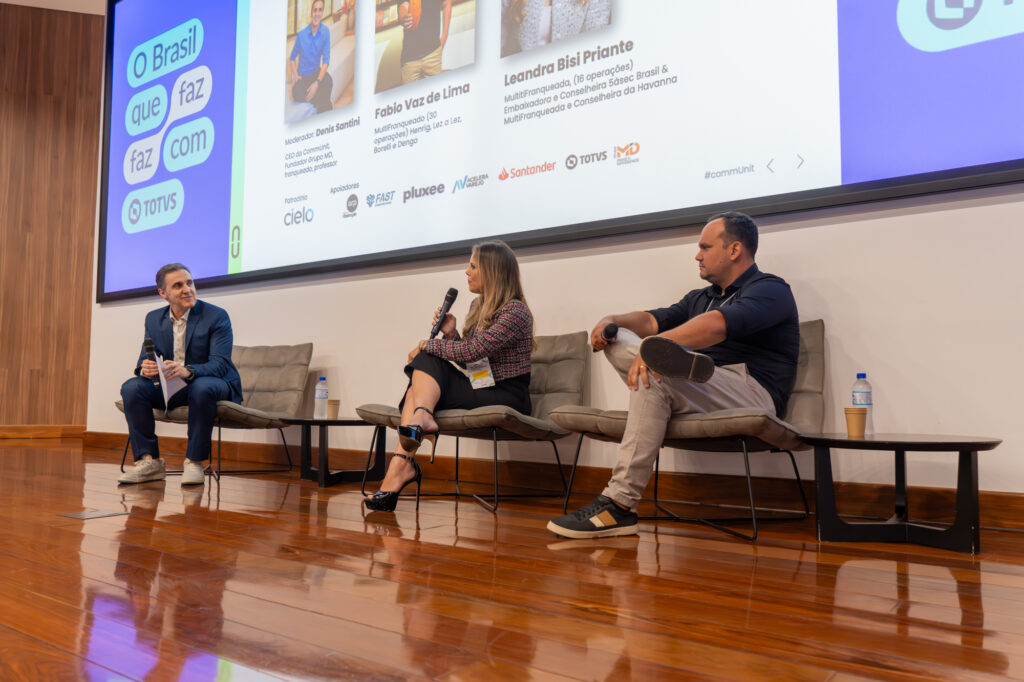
[98,0,1024,298]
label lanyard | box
[705,290,738,314]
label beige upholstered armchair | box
[116,343,313,478]
[356,330,589,510]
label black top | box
[401,0,443,63]
[648,264,799,417]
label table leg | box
[906,450,980,553]
[892,449,908,522]
[299,424,313,481]
[318,424,330,488]
[815,444,907,543]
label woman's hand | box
[407,340,428,364]
[433,307,457,338]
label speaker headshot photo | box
[373,0,476,93]
[501,0,612,58]
[285,0,356,123]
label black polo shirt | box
[647,264,800,417]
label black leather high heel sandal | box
[364,452,421,512]
[397,407,441,462]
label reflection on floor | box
[1,440,1023,680]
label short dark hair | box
[311,0,325,11]
[707,211,758,257]
[155,263,191,290]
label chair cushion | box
[355,403,571,441]
[233,343,313,417]
[548,404,807,452]
[114,399,289,429]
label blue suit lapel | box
[185,300,203,362]
[156,308,174,359]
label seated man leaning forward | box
[548,211,800,538]
[118,263,242,487]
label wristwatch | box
[185,365,195,381]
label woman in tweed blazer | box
[365,240,535,511]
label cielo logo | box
[284,205,314,225]
[403,182,446,203]
[498,161,556,180]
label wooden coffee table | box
[801,433,1001,554]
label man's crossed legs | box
[548,330,773,538]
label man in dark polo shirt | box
[548,212,800,539]
[399,0,452,84]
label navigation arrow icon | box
[796,154,804,169]
[766,158,774,173]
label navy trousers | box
[121,376,231,462]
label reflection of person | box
[289,0,334,113]
[399,0,453,84]
[548,213,800,538]
[365,241,534,511]
[118,263,242,487]
[501,0,612,57]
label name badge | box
[466,357,496,389]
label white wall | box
[87,183,1024,492]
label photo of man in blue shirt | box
[289,0,333,114]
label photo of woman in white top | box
[501,0,612,57]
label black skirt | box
[400,352,531,415]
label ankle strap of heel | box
[413,406,435,417]
[393,452,416,463]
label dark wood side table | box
[281,418,386,488]
[802,433,1001,554]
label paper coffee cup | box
[327,399,340,420]
[844,407,867,439]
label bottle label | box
[852,391,872,406]
[315,388,328,399]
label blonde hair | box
[509,0,589,25]
[463,241,532,339]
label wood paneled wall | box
[0,5,104,426]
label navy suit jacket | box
[134,299,243,403]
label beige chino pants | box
[600,329,774,511]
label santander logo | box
[499,168,509,180]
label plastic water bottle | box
[313,376,329,419]
[852,372,873,436]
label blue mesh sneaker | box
[547,495,639,539]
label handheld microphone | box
[143,338,160,387]
[429,288,459,339]
[592,323,618,352]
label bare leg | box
[371,369,441,494]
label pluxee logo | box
[403,182,446,203]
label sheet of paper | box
[156,354,187,414]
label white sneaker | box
[181,460,206,486]
[118,455,166,484]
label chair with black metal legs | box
[356,331,589,511]
[116,343,313,479]
[549,319,825,541]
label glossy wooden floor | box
[3,442,1024,681]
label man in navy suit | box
[118,263,242,487]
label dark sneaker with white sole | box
[639,336,715,383]
[547,495,639,539]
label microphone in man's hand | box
[592,323,618,352]
[429,288,459,339]
[143,338,160,386]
